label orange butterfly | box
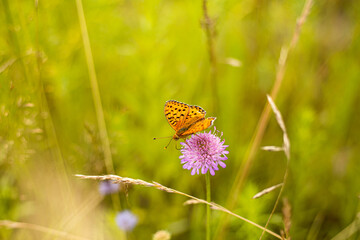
[164,100,216,140]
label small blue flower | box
[180,128,229,176]
[115,210,138,232]
[98,180,119,195]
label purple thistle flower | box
[115,210,138,232]
[179,128,229,176]
[98,180,119,195]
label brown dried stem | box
[252,183,284,199]
[259,95,291,240]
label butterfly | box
[164,100,216,140]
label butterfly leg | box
[175,141,183,150]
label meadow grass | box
[1,0,360,239]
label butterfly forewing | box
[164,100,189,131]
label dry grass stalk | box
[261,146,284,152]
[256,2,313,231]
[259,95,291,240]
[252,183,284,199]
[282,198,292,240]
[75,174,282,239]
[184,199,203,206]
[0,220,89,240]
[290,0,313,49]
[0,57,16,73]
[266,95,291,159]
[224,57,242,68]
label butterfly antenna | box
[153,136,174,149]
[153,136,172,140]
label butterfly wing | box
[165,100,215,138]
[177,104,214,137]
[176,104,207,129]
[179,117,216,137]
[164,100,190,131]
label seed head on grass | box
[180,128,229,176]
[115,210,138,232]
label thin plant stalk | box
[75,0,115,175]
[202,0,219,113]
[259,95,291,239]
[206,172,211,240]
[75,0,120,211]
[215,0,313,239]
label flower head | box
[115,210,138,232]
[179,128,229,176]
[98,180,120,195]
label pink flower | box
[180,128,229,176]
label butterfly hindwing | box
[180,117,216,137]
[183,105,206,124]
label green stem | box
[206,172,211,240]
[75,0,120,211]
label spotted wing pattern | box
[164,100,215,139]
[184,105,206,126]
[164,100,190,131]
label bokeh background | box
[1,0,360,239]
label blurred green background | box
[1,0,360,239]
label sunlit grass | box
[1,0,360,239]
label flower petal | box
[219,161,226,168]
[178,128,229,176]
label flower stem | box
[206,172,211,240]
